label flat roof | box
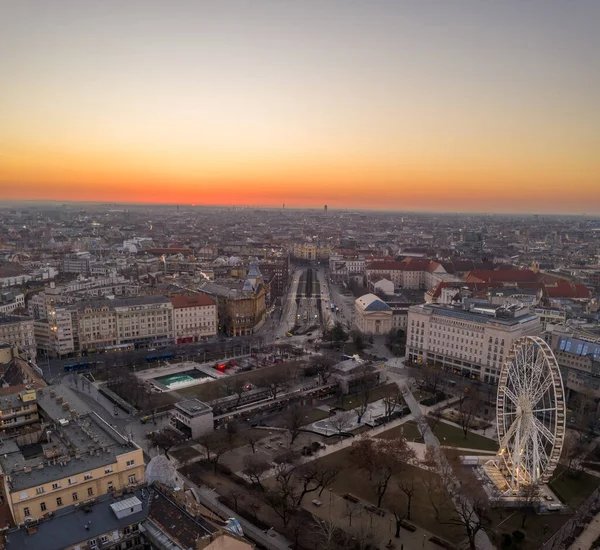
[174,398,212,416]
[415,304,539,327]
[5,489,149,550]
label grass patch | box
[336,383,401,410]
[377,421,423,442]
[301,408,331,425]
[548,466,600,507]
[430,419,498,452]
[170,446,203,464]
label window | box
[100,535,109,544]
[40,502,47,512]
[72,492,78,502]
[87,487,94,497]
[84,473,92,480]
[68,477,77,485]
[128,474,136,484]
[56,497,62,506]
[89,539,97,548]
[51,482,61,490]
[104,466,113,474]
[36,487,44,495]
[126,460,135,467]
[23,507,30,517]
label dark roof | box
[5,490,150,550]
[169,293,216,308]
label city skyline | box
[1,1,599,213]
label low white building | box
[354,294,393,335]
[171,398,214,438]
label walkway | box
[568,510,600,550]
[399,379,496,550]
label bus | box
[102,343,134,353]
[64,361,98,372]
[144,352,175,363]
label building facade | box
[406,303,541,384]
[170,294,218,343]
[354,294,393,335]
[0,314,36,361]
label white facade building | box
[169,294,218,343]
[354,294,393,335]
[406,303,541,384]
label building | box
[354,294,393,335]
[0,314,36,361]
[367,276,394,297]
[331,358,383,395]
[406,303,542,384]
[62,252,92,275]
[0,292,25,315]
[365,258,458,291]
[0,389,39,437]
[170,294,218,343]
[545,324,600,400]
[171,399,214,438]
[0,385,145,525]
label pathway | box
[399,379,496,550]
[568,510,600,550]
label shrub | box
[512,530,525,543]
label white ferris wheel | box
[496,336,566,493]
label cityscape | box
[2,2,600,550]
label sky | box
[1,0,599,213]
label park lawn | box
[312,447,465,545]
[377,421,423,442]
[548,466,600,507]
[337,383,401,410]
[176,360,306,401]
[429,419,499,452]
[170,445,203,464]
[301,408,331,425]
[486,508,569,549]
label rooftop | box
[355,293,392,312]
[169,293,216,308]
[175,398,212,416]
[414,303,540,327]
[5,489,150,550]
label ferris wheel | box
[496,336,566,493]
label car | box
[307,332,312,336]
[286,332,293,337]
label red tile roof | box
[169,293,216,308]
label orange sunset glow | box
[1,1,599,213]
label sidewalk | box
[568,510,600,550]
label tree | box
[307,354,337,383]
[457,390,483,439]
[146,428,182,459]
[225,420,239,446]
[352,330,366,352]
[261,368,292,399]
[344,501,361,527]
[350,435,416,508]
[224,377,248,409]
[330,322,347,344]
[197,431,231,473]
[330,410,353,440]
[283,405,305,445]
[382,386,403,424]
[397,477,416,520]
[242,455,270,491]
[245,432,261,454]
[518,483,540,528]
[392,509,406,539]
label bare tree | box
[382,386,403,424]
[245,431,261,454]
[146,427,183,459]
[308,354,337,384]
[261,367,292,399]
[457,390,482,439]
[242,455,271,491]
[330,411,352,440]
[224,377,248,408]
[344,501,361,527]
[313,517,339,550]
[397,477,416,520]
[518,483,541,528]
[197,431,230,473]
[350,435,416,508]
[283,404,305,445]
[392,509,406,539]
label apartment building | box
[0,314,36,361]
[62,252,92,275]
[0,389,39,436]
[366,258,459,291]
[406,303,541,384]
[0,386,145,525]
[170,294,217,343]
[0,292,25,315]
